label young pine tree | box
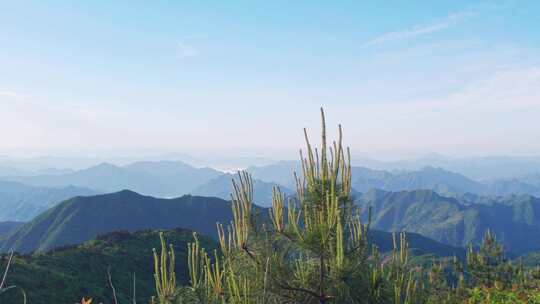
[186,108,418,304]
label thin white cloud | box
[358,66,540,114]
[363,11,473,47]
[176,42,199,59]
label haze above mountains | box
[4,153,540,180]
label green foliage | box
[465,286,540,304]
[466,231,514,288]
[420,230,540,304]
[0,250,27,304]
[0,229,216,304]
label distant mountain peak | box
[93,162,118,168]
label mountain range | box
[248,162,540,197]
[0,190,232,253]
[351,166,485,195]
[351,155,540,180]
[191,173,293,207]
[3,159,540,224]
[1,159,540,257]
[0,161,222,198]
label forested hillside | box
[1,191,232,253]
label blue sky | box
[1,1,539,159]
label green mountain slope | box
[0,221,24,239]
[0,181,99,221]
[355,189,540,255]
[1,190,233,253]
[485,178,540,196]
[0,229,217,304]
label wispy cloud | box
[359,66,540,113]
[176,42,199,59]
[363,11,473,47]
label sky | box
[1,0,539,160]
